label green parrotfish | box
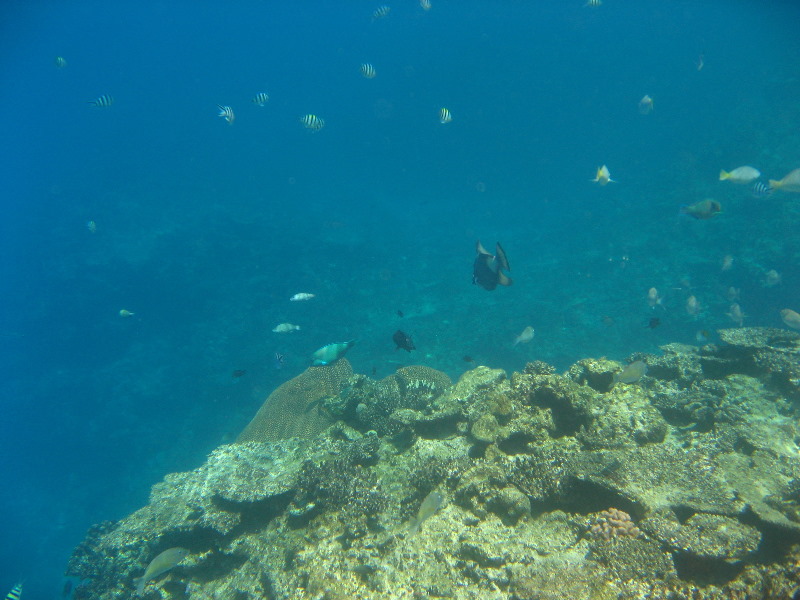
[311,340,355,366]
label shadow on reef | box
[67,328,800,600]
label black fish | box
[646,317,660,329]
[62,581,73,598]
[397,309,404,318]
[232,369,247,378]
[472,241,512,290]
[393,330,415,352]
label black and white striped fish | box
[5,583,22,600]
[88,94,114,107]
[360,63,376,79]
[300,114,325,131]
[217,105,235,124]
[251,92,269,107]
[439,107,452,124]
[372,5,390,20]
[751,181,773,199]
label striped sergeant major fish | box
[88,94,114,107]
[300,114,325,131]
[5,583,22,600]
[251,92,269,107]
[372,5,390,20]
[752,181,773,199]
[439,107,452,124]
[217,105,235,124]
[360,63,376,79]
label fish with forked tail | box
[473,241,511,290]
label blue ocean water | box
[2,0,799,596]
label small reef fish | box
[727,303,745,327]
[647,287,662,308]
[62,580,73,598]
[696,53,704,71]
[217,105,235,124]
[720,254,733,272]
[585,0,602,6]
[360,63,376,79]
[87,220,97,233]
[769,168,800,193]
[5,583,22,600]
[300,114,325,131]
[252,92,269,106]
[408,490,444,535]
[695,330,711,344]
[393,330,415,352]
[312,340,355,366]
[134,547,189,595]
[473,241,511,291]
[232,369,247,378]
[55,56,67,68]
[274,352,286,369]
[780,309,800,330]
[273,323,300,333]
[763,269,781,287]
[726,286,740,302]
[638,95,653,115]
[591,165,614,186]
[420,0,431,10]
[372,5,391,20]
[686,295,700,316]
[513,326,535,346]
[613,360,647,385]
[88,94,114,107]
[119,309,135,317]
[719,166,760,184]
[681,198,721,220]
[751,182,773,199]
[439,107,452,124]
[646,317,660,329]
[290,292,315,301]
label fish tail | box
[768,179,781,189]
[497,271,512,286]
[134,578,145,596]
[719,169,729,181]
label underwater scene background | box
[2,0,800,597]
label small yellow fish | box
[55,56,67,68]
[769,168,800,193]
[290,292,315,301]
[780,308,800,330]
[719,166,760,184]
[217,105,235,124]
[119,309,135,317]
[638,95,653,115]
[134,547,189,595]
[439,107,452,124]
[252,92,269,107]
[591,165,614,186]
[360,63,376,79]
[513,326,535,346]
[300,114,325,131]
[272,323,300,333]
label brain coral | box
[237,359,354,443]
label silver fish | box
[134,547,189,595]
[311,340,355,366]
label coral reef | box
[67,328,800,600]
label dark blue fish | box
[273,352,285,370]
[751,181,773,199]
[473,241,511,290]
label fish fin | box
[497,271,512,286]
[719,169,729,181]
[475,240,490,256]
[495,243,510,271]
[768,179,781,189]
[134,577,145,596]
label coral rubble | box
[67,328,800,600]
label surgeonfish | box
[613,360,647,385]
[119,309,135,317]
[591,165,614,185]
[290,292,315,301]
[88,94,114,107]
[5,583,22,600]
[681,198,721,220]
[312,340,355,366]
[473,241,512,291]
[217,105,235,124]
[719,166,760,184]
[273,323,300,333]
[638,95,653,114]
[360,63,376,79]
[300,114,325,131]
[55,56,67,68]
[769,168,800,193]
[513,326,534,346]
[438,107,452,124]
[134,547,189,595]
[780,309,800,330]
[251,92,269,107]
[372,5,391,20]
[407,490,444,535]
